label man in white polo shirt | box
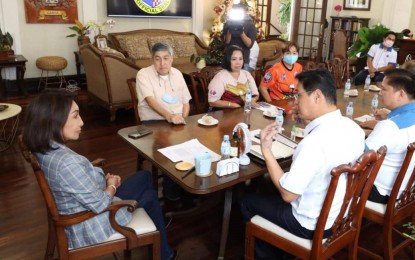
[365,69,415,203]
[354,31,397,87]
[136,42,192,125]
[241,69,365,258]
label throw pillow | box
[101,48,126,59]
[116,35,151,59]
[172,35,198,57]
[147,36,177,58]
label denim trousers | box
[116,171,174,260]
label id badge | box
[289,84,295,90]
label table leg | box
[74,52,81,85]
[218,187,232,260]
[16,64,27,96]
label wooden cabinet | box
[397,39,415,64]
[329,16,370,59]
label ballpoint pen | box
[181,166,195,179]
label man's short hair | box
[151,42,173,57]
[295,69,337,105]
[383,31,397,39]
[384,69,415,99]
[222,45,244,71]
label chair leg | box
[245,222,255,260]
[123,249,131,260]
[45,217,56,260]
[152,232,161,260]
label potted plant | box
[66,20,91,46]
[347,24,401,72]
[190,54,212,69]
[0,28,13,59]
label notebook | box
[249,134,297,161]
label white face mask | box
[383,39,394,48]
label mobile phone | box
[127,126,153,139]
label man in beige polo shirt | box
[136,42,191,125]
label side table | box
[0,55,28,99]
[0,103,22,151]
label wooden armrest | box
[107,200,139,249]
[91,158,107,167]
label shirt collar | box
[379,43,394,52]
[304,109,341,136]
[388,102,415,118]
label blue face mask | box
[283,54,298,65]
[161,94,179,104]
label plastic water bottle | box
[275,109,284,133]
[346,101,354,119]
[371,94,379,114]
[364,75,371,91]
[244,88,252,112]
[290,125,297,141]
[220,135,231,159]
[344,78,351,97]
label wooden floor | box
[0,91,413,259]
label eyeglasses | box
[293,90,313,100]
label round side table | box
[0,103,22,151]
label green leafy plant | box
[278,0,292,27]
[403,222,415,241]
[347,24,397,58]
[66,20,90,38]
[190,53,211,64]
[0,29,13,51]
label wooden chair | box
[187,65,222,114]
[326,57,350,89]
[19,136,161,260]
[297,60,327,71]
[332,29,357,75]
[245,146,387,260]
[126,78,160,190]
[359,142,415,259]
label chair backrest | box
[127,78,141,125]
[326,57,350,89]
[332,29,348,59]
[256,37,287,69]
[311,146,387,259]
[385,142,415,221]
[297,60,327,71]
[188,65,222,114]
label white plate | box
[263,110,277,118]
[295,127,305,138]
[369,85,381,92]
[198,118,219,126]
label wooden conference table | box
[118,86,378,259]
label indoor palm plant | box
[66,20,91,46]
[0,29,13,59]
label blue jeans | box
[116,171,174,260]
[241,191,331,258]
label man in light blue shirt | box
[365,69,415,203]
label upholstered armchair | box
[80,44,141,121]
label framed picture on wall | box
[96,37,108,50]
[343,0,371,10]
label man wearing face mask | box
[259,42,303,101]
[354,31,397,87]
[136,42,191,125]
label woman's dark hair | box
[295,69,337,105]
[402,29,411,37]
[222,45,244,71]
[384,69,415,99]
[282,41,300,53]
[23,89,76,154]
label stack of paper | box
[249,134,297,160]
[158,138,221,163]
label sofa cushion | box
[172,35,198,58]
[116,35,152,59]
[147,35,177,58]
[101,48,126,59]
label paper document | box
[354,114,375,123]
[249,134,297,160]
[158,138,221,163]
